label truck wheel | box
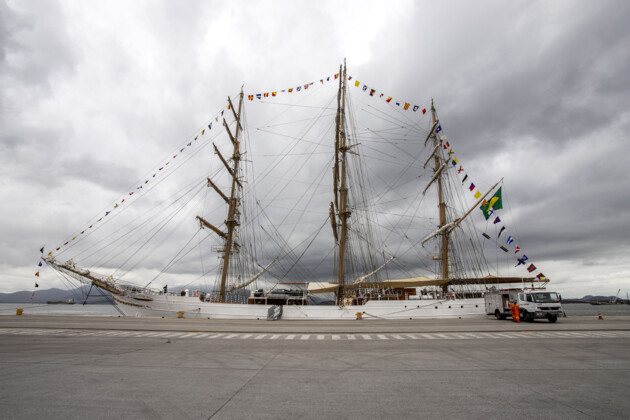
[522,311,533,322]
[495,310,505,320]
[548,315,558,323]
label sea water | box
[560,302,630,317]
[0,303,121,317]
[1,302,629,317]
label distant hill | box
[0,286,112,304]
[561,295,629,304]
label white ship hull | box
[113,294,486,320]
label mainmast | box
[430,101,450,292]
[333,61,350,305]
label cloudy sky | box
[1,0,629,298]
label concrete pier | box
[1,315,629,419]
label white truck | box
[484,289,563,323]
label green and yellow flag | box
[480,187,503,220]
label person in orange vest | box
[510,301,521,323]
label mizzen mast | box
[429,101,450,292]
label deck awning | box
[307,277,436,294]
[307,276,541,294]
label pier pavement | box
[1,315,629,419]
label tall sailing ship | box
[42,62,546,319]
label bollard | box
[16,308,23,316]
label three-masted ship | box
[43,62,544,319]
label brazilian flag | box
[480,187,503,220]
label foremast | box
[197,88,245,303]
[218,90,246,303]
